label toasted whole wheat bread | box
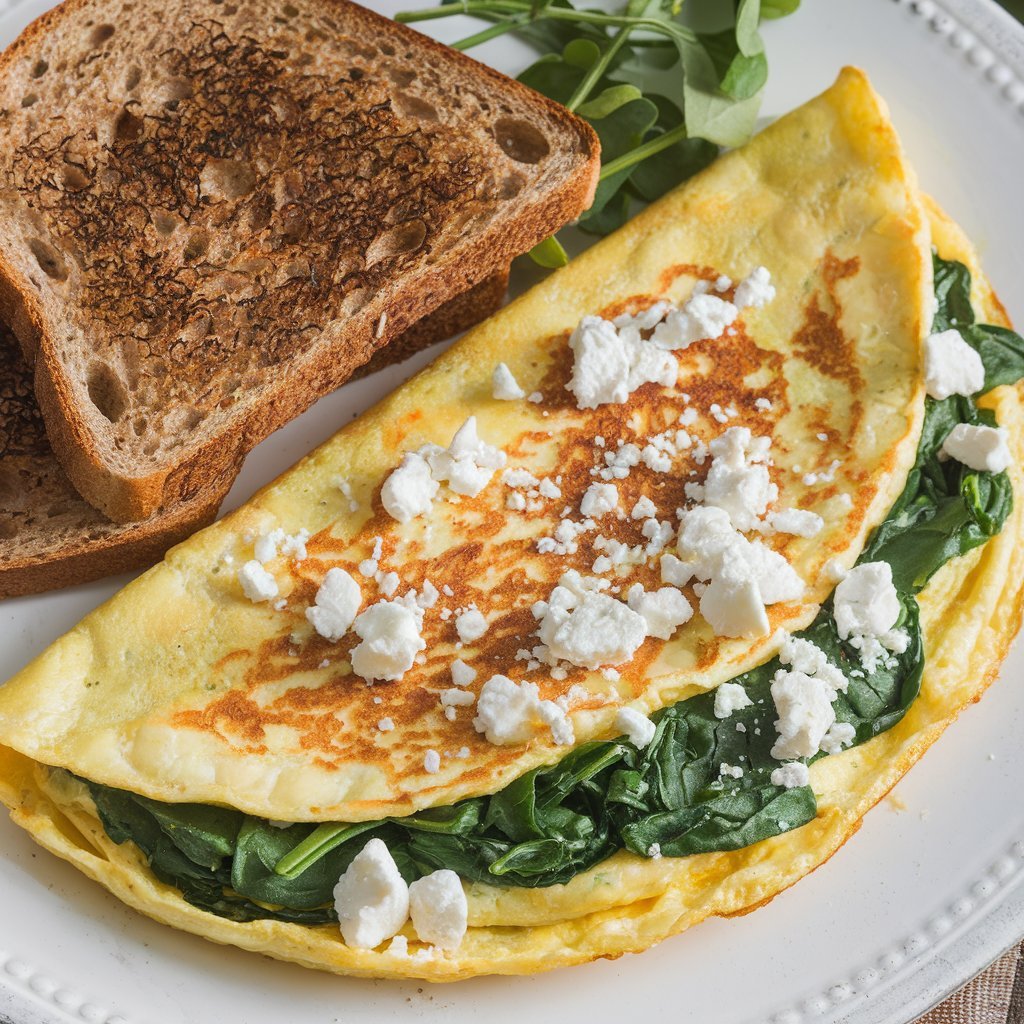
[0,0,598,523]
[0,269,509,597]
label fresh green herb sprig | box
[394,0,799,251]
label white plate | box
[1,1,1024,1022]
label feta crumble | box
[381,452,438,524]
[492,362,526,400]
[941,423,1012,473]
[333,839,409,949]
[350,600,426,682]
[714,682,753,719]
[626,584,693,640]
[408,870,468,951]
[451,659,477,687]
[566,315,678,409]
[770,762,809,789]
[306,568,362,641]
[455,606,488,643]
[615,706,657,748]
[580,482,619,518]
[238,560,279,603]
[473,675,574,745]
[924,329,985,400]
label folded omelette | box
[1,67,1023,980]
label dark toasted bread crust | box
[0,0,599,523]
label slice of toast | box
[0,0,598,523]
[0,269,509,597]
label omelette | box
[1,67,1023,980]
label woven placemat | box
[916,941,1024,1023]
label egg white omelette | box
[0,67,1022,980]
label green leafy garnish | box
[394,0,799,247]
[81,255,1023,924]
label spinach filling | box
[82,256,1024,924]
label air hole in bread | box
[500,173,526,199]
[87,362,129,423]
[151,211,178,237]
[0,520,17,540]
[392,92,437,121]
[28,238,69,281]
[388,67,416,88]
[62,163,91,191]
[277,203,308,244]
[90,24,115,47]
[125,65,141,90]
[200,158,256,200]
[294,52,313,68]
[249,193,274,232]
[493,118,550,164]
[183,230,209,261]
[31,60,48,79]
[21,93,38,108]
[183,408,203,430]
[143,440,159,456]
[282,2,299,16]
[223,4,238,14]
[366,219,426,266]
[114,108,143,142]
[349,68,364,81]
[380,43,396,56]
[133,416,148,436]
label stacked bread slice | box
[0,0,598,594]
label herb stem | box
[565,24,633,112]
[452,17,527,49]
[273,820,378,879]
[599,121,689,181]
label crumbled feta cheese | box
[734,266,776,309]
[754,397,773,412]
[492,362,526,400]
[535,574,647,669]
[770,762,809,789]
[254,528,310,564]
[714,682,753,719]
[702,427,777,532]
[615,706,657,748]
[381,452,439,523]
[473,675,574,745]
[632,496,658,520]
[440,688,476,712]
[832,562,908,670]
[673,506,805,638]
[238,560,279,603]
[823,558,847,584]
[306,568,362,641]
[451,659,477,687]
[408,870,468,951]
[941,423,1011,473]
[652,293,738,350]
[351,600,425,682]
[387,935,409,957]
[820,721,856,754]
[377,571,399,597]
[337,476,360,512]
[378,717,395,732]
[770,669,838,760]
[423,749,441,774]
[648,842,662,859]
[924,329,985,400]
[417,580,440,609]
[566,315,677,409]
[580,482,619,518]
[719,762,744,779]
[539,477,561,499]
[333,838,410,949]
[626,584,693,640]
[766,508,824,538]
[455,606,488,643]
[770,635,848,760]
[427,416,507,497]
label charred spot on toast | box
[3,3,561,469]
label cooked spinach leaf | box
[83,257,1024,924]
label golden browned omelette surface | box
[0,68,930,823]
